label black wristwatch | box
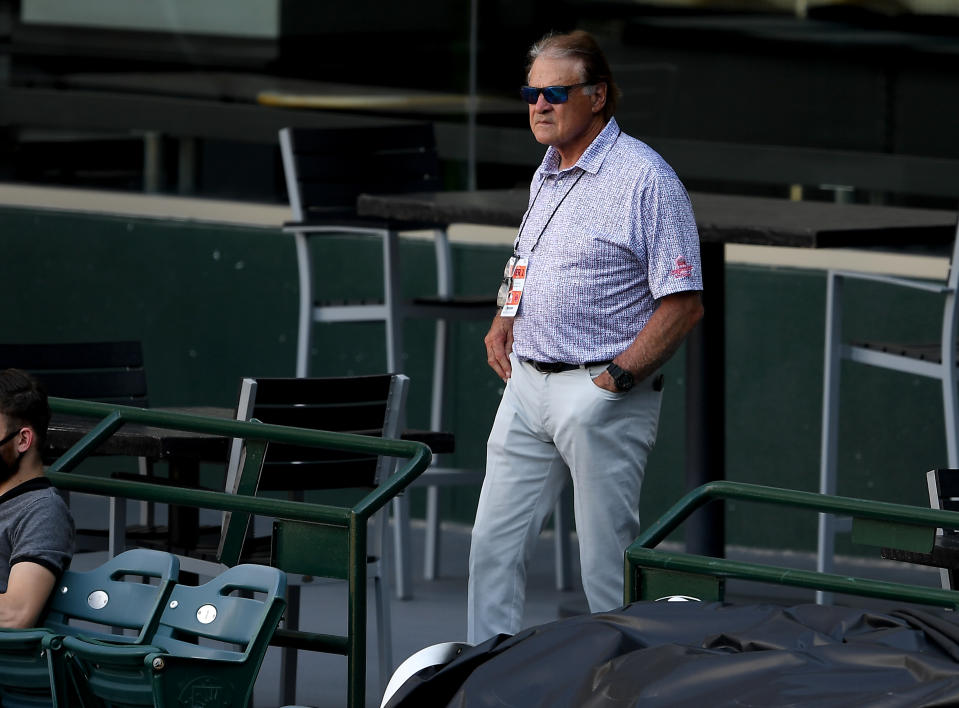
[606,363,635,392]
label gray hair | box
[526,30,620,119]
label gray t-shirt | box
[0,477,75,592]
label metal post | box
[280,585,300,704]
[817,272,843,603]
[348,517,368,708]
[684,241,725,557]
[142,131,162,194]
[177,137,196,195]
[467,0,478,190]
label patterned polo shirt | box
[511,117,703,363]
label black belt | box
[525,359,610,374]
[524,359,665,391]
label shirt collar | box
[538,117,621,177]
[0,476,52,505]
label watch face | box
[607,364,634,391]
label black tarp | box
[385,602,959,707]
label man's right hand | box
[484,315,514,381]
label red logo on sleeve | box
[671,256,693,279]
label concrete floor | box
[251,521,588,708]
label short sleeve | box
[639,169,703,300]
[10,492,75,577]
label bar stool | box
[818,214,959,602]
[279,124,500,598]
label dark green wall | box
[721,264,946,554]
[3,206,946,554]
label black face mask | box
[0,428,23,483]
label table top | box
[46,407,232,462]
[56,71,519,117]
[46,407,454,461]
[257,90,516,116]
[357,189,957,249]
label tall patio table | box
[357,189,958,556]
[47,408,454,552]
[46,407,230,551]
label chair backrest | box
[0,341,148,406]
[279,124,442,223]
[216,374,408,567]
[237,374,409,492]
[149,563,286,661]
[44,548,179,642]
[0,550,179,708]
[62,565,286,708]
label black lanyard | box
[512,128,622,255]
[512,169,586,256]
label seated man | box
[0,369,74,628]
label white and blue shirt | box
[511,117,703,363]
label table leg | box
[168,457,200,550]
[684,241,725,557]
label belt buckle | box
[529,360,561,374]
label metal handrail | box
[47,397,430,523]
[45,397,433,708]
[624,481,959,609]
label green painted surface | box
[626,482,959,609]
[851,517,935,554]
[637,568,724,603]
[3,205,947,554]
[722,264,945,554]
[273,520,350,579]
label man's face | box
[527,55,602,155]
[0,416,22,482]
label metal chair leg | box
[294,232,314,378]
[424,487,441,581]
[817,272,843,605]
[382,229,402,373]
[942,371,959,469]
[939,283,959,468]
[280,584,300,705]
[374,570,393,695]
[137,457,155,527]
[392,496,413,600]
[424,313,449,582]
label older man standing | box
[468,30,704,643]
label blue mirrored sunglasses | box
[520,82,590,105]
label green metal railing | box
[625,481,959,609]
[46,397,432,708]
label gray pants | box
[467,353,662,643]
